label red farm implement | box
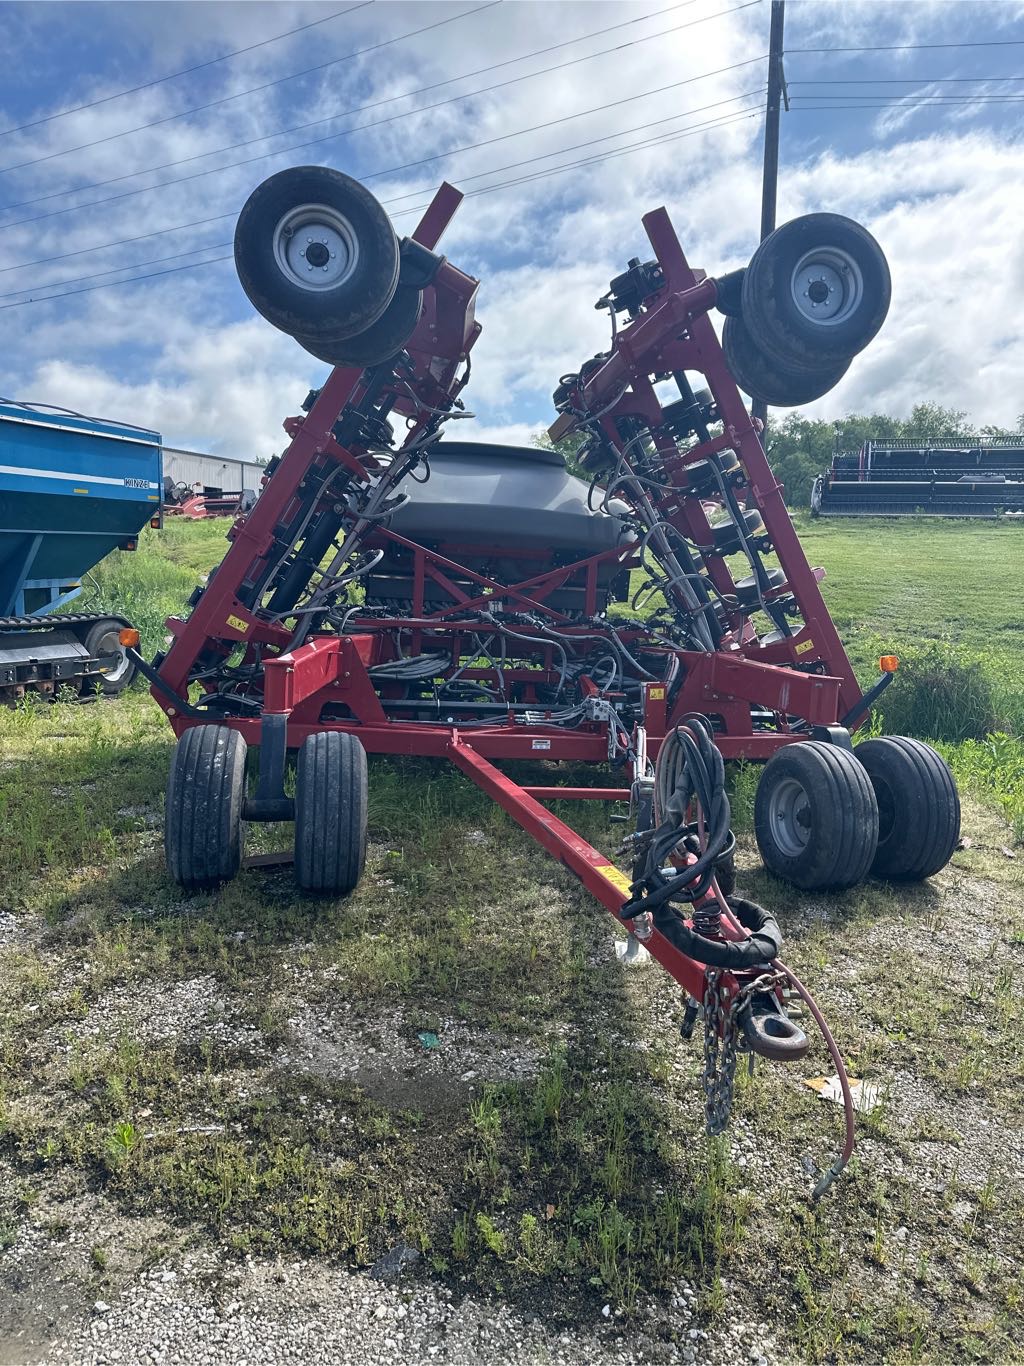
[141,167,961,1189]
[163,484,254,520]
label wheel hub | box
[791,247,863,325]
[273,203,359,292]
[768,777,813,857]
[95,628,131,684]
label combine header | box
[812,437,1024,518]
[142,166,961,1187]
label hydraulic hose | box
[653,893,782,969]
[624,715,857,1197]
[621,714,732,917]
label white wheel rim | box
[791,246,863,325]
[272,203,359,292]
[768,776,812,857]
[95,629,131,684]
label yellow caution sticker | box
[226,614,249,634]
[73,488,89,495]
[794,638,815,656]
[648,686,666,700]
[595,863,633,898]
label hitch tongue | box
[739,991,810,1061]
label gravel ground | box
[3,797,1022,1364]
[32,1247,779,1366]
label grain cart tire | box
[295,731,368,895]
[755,741,878,890]
[81,618,136,695]
[234,166,400,342]
[855,736,961,880]
[300,285,423,368]
[166,725,247,888]
[741,213,891,368]
[722,314,848,408]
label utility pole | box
[751,0,787,431]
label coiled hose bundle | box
[622,715,783,968]
[621,714,856,1197]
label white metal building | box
[163,446,265,496]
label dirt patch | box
[274,1002,546,1113]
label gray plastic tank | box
[370,441,630,611]
[388,441,628,553]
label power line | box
[0,3,374,138]
[0,13,764,231]
[789,76,1024,85]
[0,212,237,277]
[787,39,1024,53]
[0,254,235,310]
[0,52,767,275]
[0,91,766,300]
[0,2,502,178]
[791,96,1024,106]
[378,93,766,206]
[433,108,763,204]
[0,107,763,311]
[1,0,751,209]
[0,0,696,194]
[0,243,234,300]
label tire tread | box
[166,726,246,888]
[295,731,368,895]
[856,736,960,880]
[755,740,878,890]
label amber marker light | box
[119,628,141,649]
[879,655,899,673]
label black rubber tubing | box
[654,895,783,969]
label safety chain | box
[702,967,789,1136]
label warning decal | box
[595,863,633,898]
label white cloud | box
[0,0,1021,458]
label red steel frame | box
[152,180,873,1014]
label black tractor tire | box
[165,725,247,888]
[233,166,400,342]
[295,731,368,895]
[741,212,891,368]
[855,736,961,880]
[299,285,423,369]
[755,741,878,890]
[81,618,136,695]
[723,313,849,408]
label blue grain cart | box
[0,399,162,699]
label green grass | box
[4,514,1024,1361]
[73,520,230,655]
[796,513,1024,732]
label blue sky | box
[0,0,1021,455]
